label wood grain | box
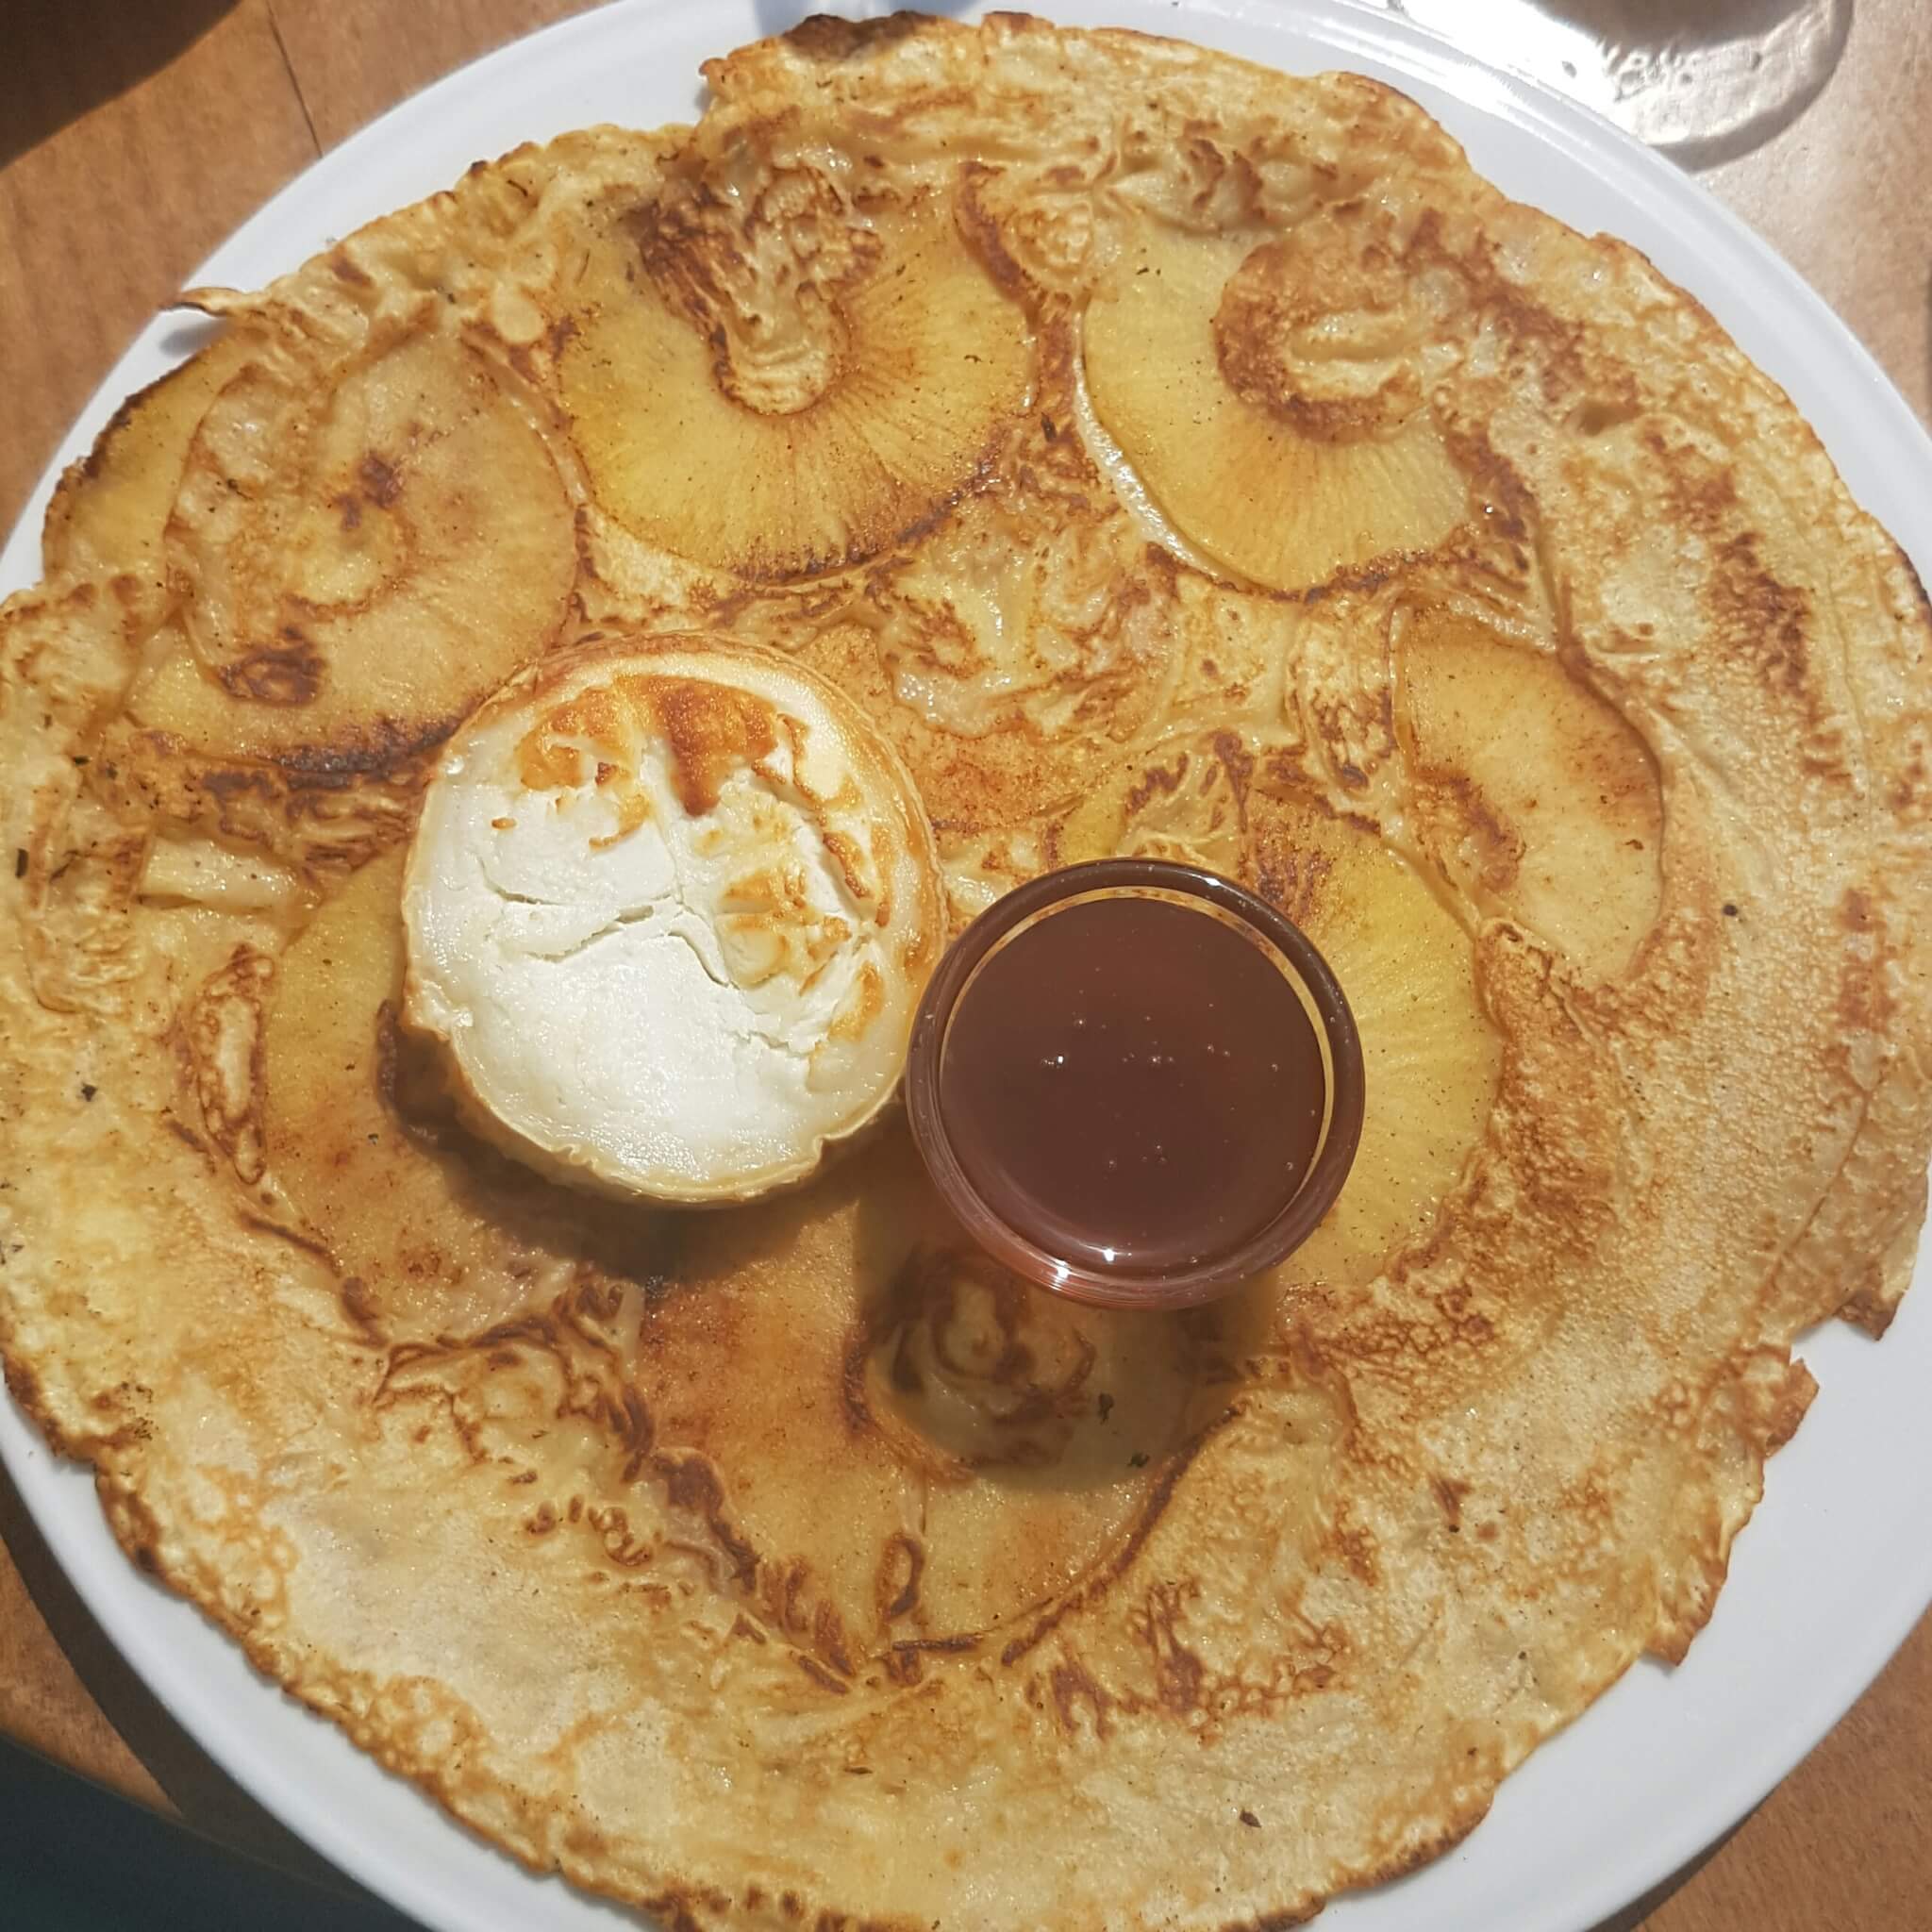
[1705,0,1932,425]
[1646,1616,1932,1931]
[1,4,1928,1928]
[267,0,603,150]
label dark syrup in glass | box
[939,895,1326,1274]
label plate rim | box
[4,5,1930,1931]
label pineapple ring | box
[1252,782,1503,1292]
[558,190,1034,580]
[1084,220,1470,591]
[1399,608,1665,983]
[141,323,576,765]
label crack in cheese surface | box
[403,634,944,1199]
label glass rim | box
[904,858,1366,1310]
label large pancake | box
[4,14,1931,1931]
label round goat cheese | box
[403,632,946,1201]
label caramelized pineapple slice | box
[1083,218,1469,591]
[261,849,586,1341]
[1401,608,1663,979]
[1248,782,1502,1290]
[1056,737,1502,1289]
[139,327,575,762]
[558,189,1033,580]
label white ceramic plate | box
[6,4,1930,1928]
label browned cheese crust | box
[3,13,1930,1929]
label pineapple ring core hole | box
[631,171,883,418]
[1212,215,1452,441]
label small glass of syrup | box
[905,859,1364,1309]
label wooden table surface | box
[2,2,1929,1926]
